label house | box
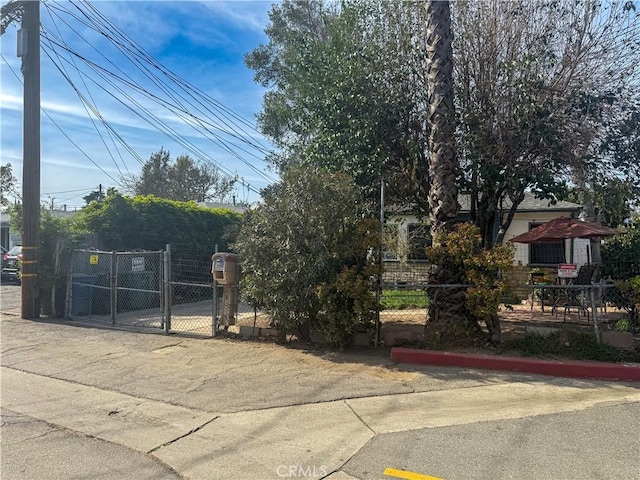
[383,193,583,285]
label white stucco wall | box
[386,210,591,267]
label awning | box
[509,217,621,244]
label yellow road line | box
[383,467,444,480]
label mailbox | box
[212,253,238,285]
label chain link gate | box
[67,249,164,329]
[67,246,246,338]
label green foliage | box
[561,179,635,228]
[123,148,235,202]
[247,0,640,247]
[234,167,379,347]
[608,275,640,333]
[72,193,241,253]
[1,163,18,206]
[245,0,430,209]
[599,100,640,209]
[7,204,85,316]
[317,265,378,349]
[601,217,640,279]
[453,0,640,246]
[504,330,637,363]
[38,210,84,290]
[426,223,515,339]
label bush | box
[425,223,515,342]
[504,330,638,363]
[8,205,85,317]
[234,167,379,348]
[601,216,640,280]
[72,193,241,253]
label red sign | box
[557,263,578,278]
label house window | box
[528,223,565,265]
[408,224,431,261]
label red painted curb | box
[390,347,640,382]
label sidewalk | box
[2,314,639,479]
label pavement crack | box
[1,344,42,355]
[344,400,376,435]
[18,428,58,444]
[147,415,219,454]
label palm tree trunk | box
[426,0,457,234]
[425,1,480,339]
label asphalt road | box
[345,402,640,480]
[1,408,180,480]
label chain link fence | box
[66,237,638,342]
[67,246,252,338]
[165,243,218,337]
[67,249,164,329]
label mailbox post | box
[211,253,239,329]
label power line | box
[44,0,276,188]
[42,3,276,184]
[0,53,121,184]
[42,5,131,177]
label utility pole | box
[20,0,41,319]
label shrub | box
[601,216,640,280]
[234,167,379,347]
[72,193,241,253]
[426,223,515,342]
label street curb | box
[390,347,640,382]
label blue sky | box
[1,1,276,208]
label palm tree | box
[425,1,479,339]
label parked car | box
[2,245,23,284]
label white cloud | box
[197,1,272,33]
[1,1,274,204]
[0,93,22,111]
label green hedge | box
[73,194,242,253]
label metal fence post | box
[212,244,219,337]
[589,286,601,345]
[212,280,218,337]
[164,244,171,334]
[65,271,72,320]
[110,251,117,326]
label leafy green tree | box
[122,149,235,202]
[245,0,430,209]
[563,178,636,228]
[1,163,19,206]
[234,166,379,347]
[602,217,640,280]
[453,0,640,246]
[247,0,639,247]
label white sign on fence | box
[132,257,145,272]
